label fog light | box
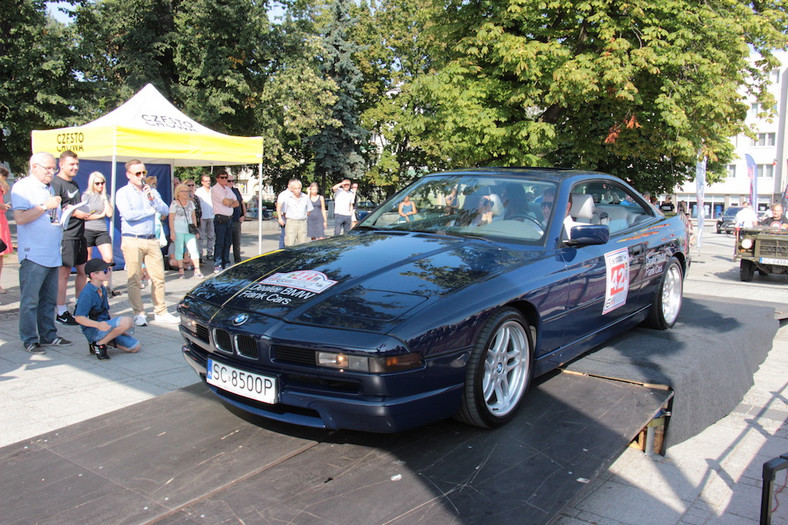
[180,315,198,333]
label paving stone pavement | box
[0,220,785,525]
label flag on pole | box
[695,157,706,248]
[745,154,758,210]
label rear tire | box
[646,257,683,329]
[740,260,755,281]
[456,308,533,428]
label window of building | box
[726,164,736,179]
[771,69,781,83]
[757,164,775,178]
[751,133,776,146]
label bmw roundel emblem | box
[232,313,249,326]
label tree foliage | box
[0,0,77,173]
[400,0,788,192]
[2,0,787,195]
[352,0,442,197]
[311,0,369,188]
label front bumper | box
[182,344,464,433]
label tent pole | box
[109,130,117,288]
[258,161,263,254]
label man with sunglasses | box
[11,152,72,353]
[210,168,239,272]
[51,150,90,326]
[115,159,179,326]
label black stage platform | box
[0,294,778,524]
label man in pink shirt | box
[210,168,239,272]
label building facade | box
[675,51,788,219]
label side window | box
[571,181,652,235]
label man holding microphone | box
[115,159,179,326]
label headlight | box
[316,352,422,373]
[740,238,753,250]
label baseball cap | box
[85,258,115,275]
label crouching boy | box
[75,258,141,360]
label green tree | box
[311,0,369,188]
[171,0,269,136]
[0,0,76,173]
[403,0,788,193]
[70,0,179,116]
[352,0,442,197]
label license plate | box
[760,257,788,266]
[206,358,278,404]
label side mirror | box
[565,224,610,247]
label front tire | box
[740,260,755,281]
[646,257,683,329]
[456,308,533,428]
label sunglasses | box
[91,268,110,275]
[217,176,228,179]
[130,170,148,177]
[541,202,553,208]
[95,181,105,185]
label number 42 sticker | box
[603,247,630,314]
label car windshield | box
[360,174,558,244]
[724,207,742,218]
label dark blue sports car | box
[178,168,690,432]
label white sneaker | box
[154,311,180,324]
[134,313,148,327]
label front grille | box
[214,329,233,354]
[236,335,259,359]
[758,239,788,258]
[273,345,316,365]
[195,323,210,343]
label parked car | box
[716,206,742,234]
[734,228,788,281]
[354,200,379,221]
[178,168,690,433]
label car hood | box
[185,231,539,331]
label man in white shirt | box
[734,201,758,229]
[280,179,313,246]
[332,178,355,235]
[194,174,215,260]
[211,168,239,271]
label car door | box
[558,181,652,348]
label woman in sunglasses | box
[82,171,119,295]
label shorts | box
[85,229,112,247]
[61,237,88,267]
[82,317,140,351]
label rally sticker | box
[261,271,338,293]
[235,271,338,306]
[603,248,629,314]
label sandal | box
[178,271,186,279]
[194,272,204,279]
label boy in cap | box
[74,258,141,360]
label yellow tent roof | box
[31,84,262,166]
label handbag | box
[180,202,199,235]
